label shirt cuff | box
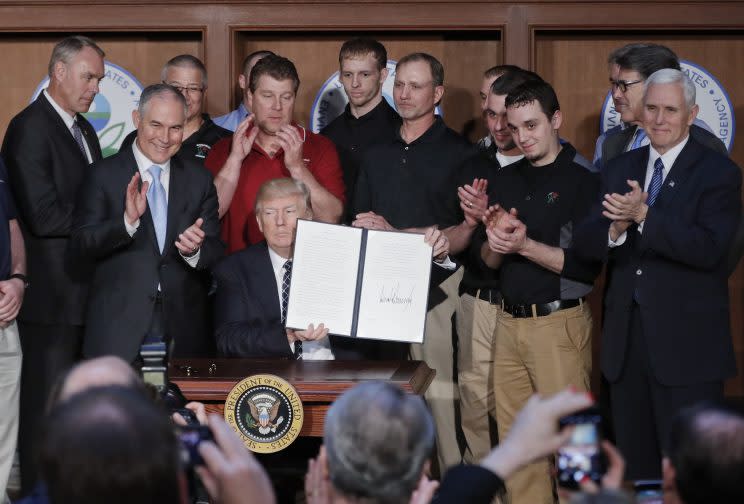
[179,249,201,268]
[638,220,645,233]
[608,231,627,248]
[435,255,457,270]
[124,214,139,236]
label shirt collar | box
[395,115,446,146]
[648,135,689,171]
[132,138,171,175]
[343,98,387,123]
[44,89,76,129]
[267,245,291,276]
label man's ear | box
[433,86,444,107]
[256,212,264,234]
[688,103,699,126]
[379,67,389,85]
[239,74,247,91]
[551,109,563,130]
[53,61,68,82]
[132,110,141,129]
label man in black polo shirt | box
[479,80,600,504]
[120,55,231,163]
[321,38,400,223]
[445,67,539,465]
[353,52,475,471]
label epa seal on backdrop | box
[32,61,144,157]
[599,59,735,152]
[310,59,442,133]
[224,374,304,453]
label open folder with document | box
[285,220,432,344]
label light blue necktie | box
[147,165,167,252]
[647,158,664,207]
[630,128,647,150]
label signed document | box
[286,220,432,344]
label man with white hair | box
[575,68,742,479]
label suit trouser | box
[610,304,723,480]
[410,267,463,472]
[17,322,83,495]
[0,322,21,499]
[455,292,500,463]
[493,303,592,504]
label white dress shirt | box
[267,246,334,360]
[44,89,93,164]
[124,140,200,267]
[609,135,689,247]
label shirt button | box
[525,195,531,201]
[636,269,642,276]
[351,145,357,151]
[402,158,407,164]
[404,146,409,151]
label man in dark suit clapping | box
[0,35,105,494]
[70,83,224,362]
[575,68,742,480]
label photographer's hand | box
[197,414,276,504]
[172,401,208,426]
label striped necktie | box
[647,157,664,207]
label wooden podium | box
[170,359,435,437]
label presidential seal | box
[309,59,442,133]
[32,60,144,157]
[599,59,735,152]
[224,374,304,453]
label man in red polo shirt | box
[205,54,345,253]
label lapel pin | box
[668,181,675,187]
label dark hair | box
[505,79,560,118]
[162,54,208,88]
[249,54,300,94]
[41,386,181,504]
[490,67,544,96]
[137,83,188,117]
[606,43,653,66]
[339,38,387,72]
[397,52,444,87]
[667,401,744,504]
[241,50,275,77]
[48,35,105,78]
[484,64,523,80]
[615,44,680,79]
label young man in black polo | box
[321,38,400,223]
[479,79,600,504]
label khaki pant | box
[456,292,500,463]
[493,303,592,504]
[0,321,21,499]
[410,267,463,472]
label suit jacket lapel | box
[253,243,282,318]
[38,94,92,166]
[603,126,635,166]
[163,157,186,256]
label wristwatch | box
[10,273,29,289]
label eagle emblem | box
[245,393,285,435]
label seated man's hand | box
[295,323,330,342]
[424,226,449,262]
[198,414,276,504]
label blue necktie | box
[647,158,664,207]
[630,128,647,150]
[147,165,167,252]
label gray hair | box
[137,83,187,117]
[254,178,311,214]
[160,54,208,89]
[48,35,105,78]
[644,68,696,110]
[324,382,435,504]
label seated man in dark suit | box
[212,177,334,359]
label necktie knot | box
[284,259,293,274]
[149,165,162,182]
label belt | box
[462,286,503,305]
[502,298,583,318]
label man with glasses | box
[121,55,231,163]
[593,43,726,172]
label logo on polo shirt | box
[195,143,211,159]
[32,61,144,158]
[599,60,735,152]
[224,374,304,453]
[546,192,559,204]
[310,59,442,132]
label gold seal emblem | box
[224,374,304,453]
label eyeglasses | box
[163,81,204,95]
[609,78,643,93]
